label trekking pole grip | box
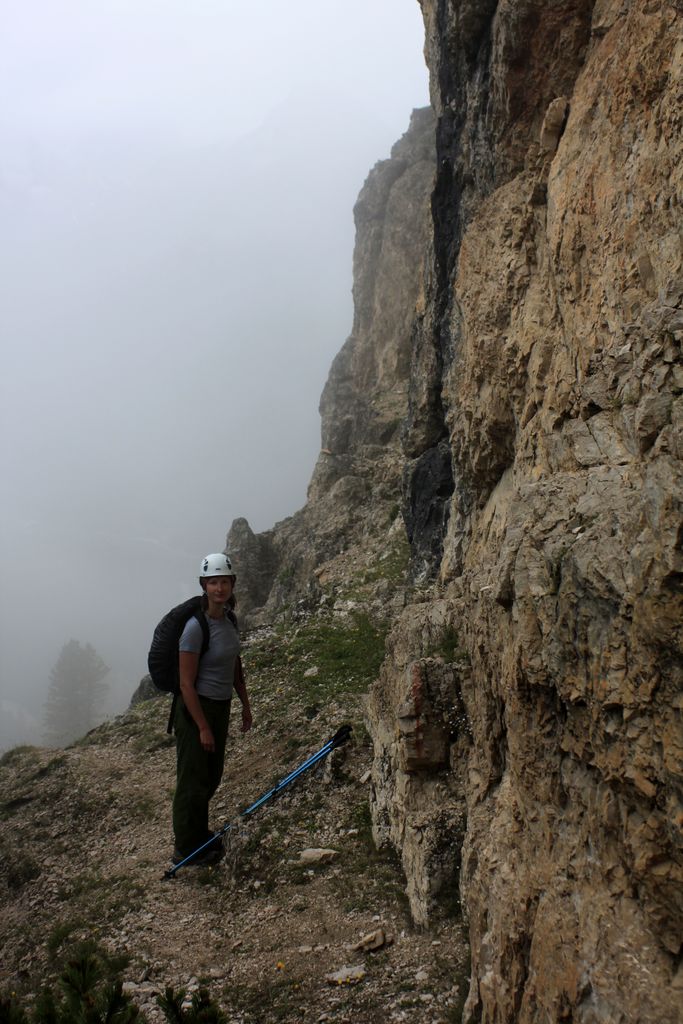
[330,724,352,749]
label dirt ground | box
[0,626,469,1023]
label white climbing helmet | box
[199,552,235,578]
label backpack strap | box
[166,696,178,735]
[198,611,210,656]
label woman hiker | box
[172,552,253,866]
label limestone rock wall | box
[221,3,681,1018]
[227,108,436,623]
[367,2,683,1022]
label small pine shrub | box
[1,954,139,1024]
[156,987,227,1024]
[0,954,228,1024]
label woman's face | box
[204,575,234,603]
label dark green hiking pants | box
[173,696,231,856]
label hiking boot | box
[171,843,223,868]
[206,832,225,857]
[194,847,223,866]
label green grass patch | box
[427,626,470,665]
[358,533,411,586]
[241,637,283,676]
[133,732,175,754]
[242,611,389,702]
[0,746,39,770]
[287,612,388,698]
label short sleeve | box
[179,616,204,653]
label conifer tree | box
[43,640,109,747]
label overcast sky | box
[0,1,430,745]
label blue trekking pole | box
[164,724,352,879]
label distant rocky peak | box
[227,107,436,625]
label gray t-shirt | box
[178,612,240,700]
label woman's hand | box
[234,658,253,734]
[199,725,215,751]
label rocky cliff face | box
[227,107,436,624]
[368,2,682,1022]
[228,4,682,1021]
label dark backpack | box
[147,596,238,734]
[148,596,210,694]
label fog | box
[0,1,429,748]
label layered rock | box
[226,108,436,623]
[367,2,683,1022]
[222,3,681,1020]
